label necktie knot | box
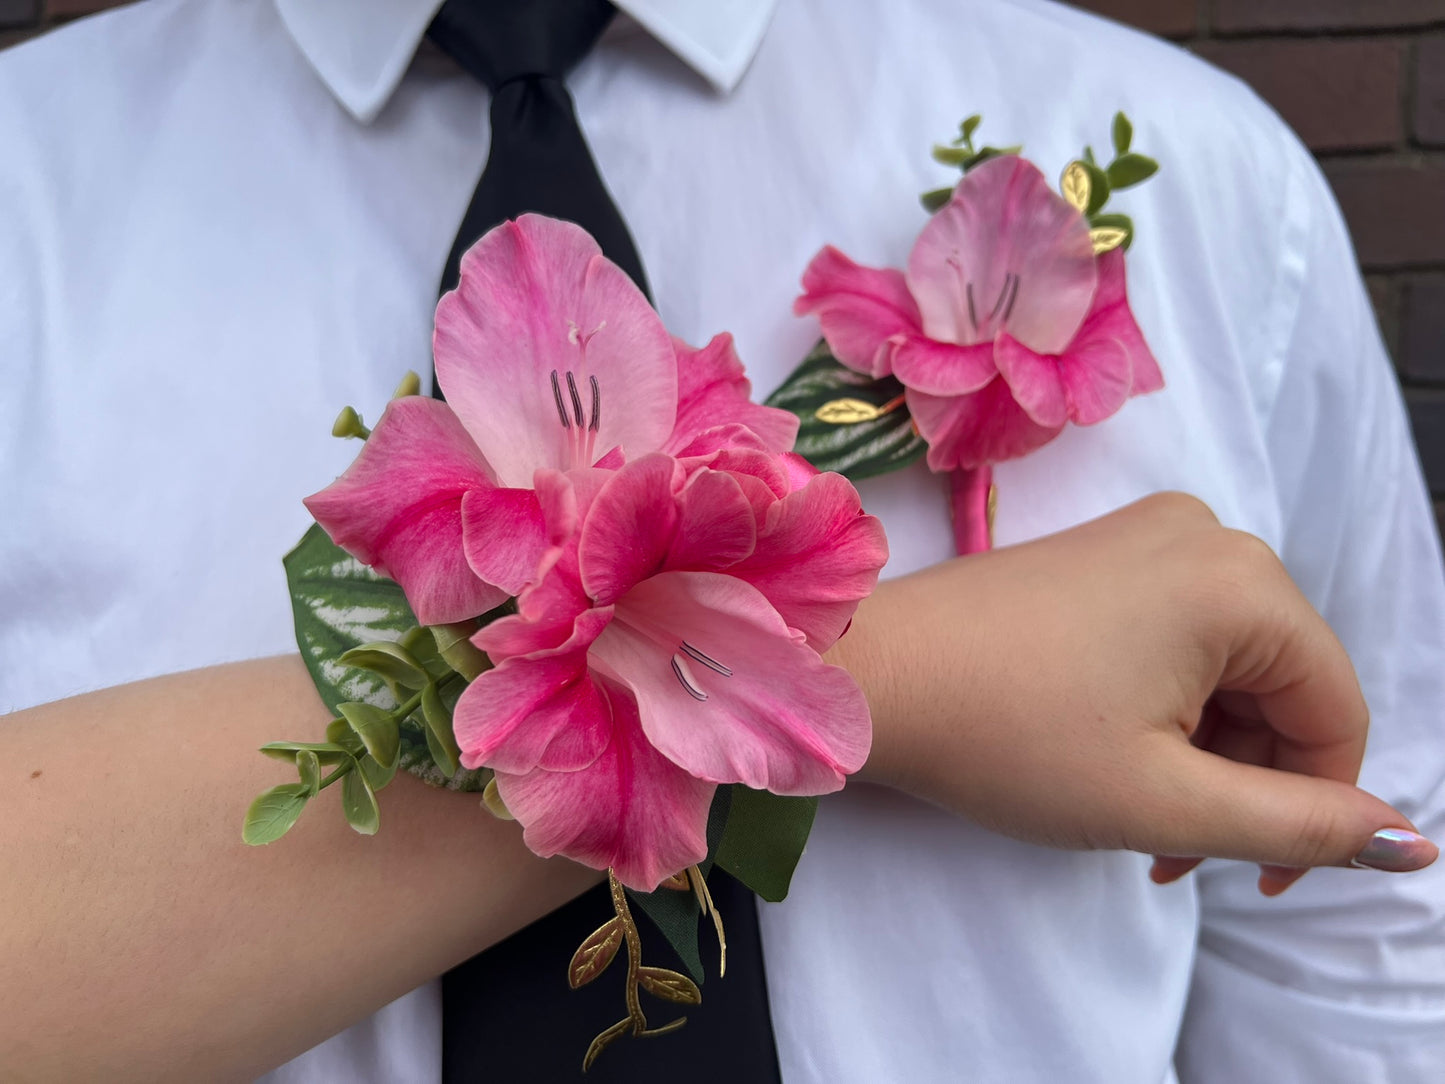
[427,0,617,91]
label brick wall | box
[2,0,1442,541]
[1072,0,1445,541]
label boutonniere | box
[770,113,1163,553]
[242,215,888,1068]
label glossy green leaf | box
[764,341,926,482]
[400,626,450,681]
[337,641,429,691]
[960,113,982,144]
[931,143,970,166]
[342,769,380,835]
[1106,152,1158,190]
[242,783,310,845]
[421,682,461,778]
[338,701,400,769]
[1112,111,1133,156]
[295,750,321,796]
[713,788,819,903]
[284,523,417,714]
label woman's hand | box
[835,492,1437,894]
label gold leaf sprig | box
[571,867,725,1071]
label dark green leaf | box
[920,186,953,213]
[764,342,927,482]
[1083,161,1111,215]
[713,787,819,902]
[338,641,429,690]
[1112,111,1133,156]
[628,789,732,983]
[242,783,310,845]
[296,750,321,796]
[1106,152,1158,190]
[338,701,400,769]
[421,683,460,778]
[342,769,380,835]
[284,523,417,714]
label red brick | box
[1193,39,1403,152]
[1415,36,1445,145]
[1070,0,1198,38]
[1214,0,1445,33]
[1406,388,1445,495]
[1401,275,1445,382]
[1325,160,1445,267]
[0,0,37,29]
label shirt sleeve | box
[1175,142,1445,1081]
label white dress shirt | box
[2,0,1442,1081]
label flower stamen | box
[680,641,732,677]
[565,371,586,428]
[669,654,709,701]
[589,375,601,433]
[550,369,572,430]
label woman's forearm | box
[0,656,600,1081]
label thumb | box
[1141,742,1438,872]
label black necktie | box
[426,3,782,1079]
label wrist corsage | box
[245,214,888,1068]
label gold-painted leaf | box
[636,966,703,1005]
[568,917,624,989]
[814,398,882,424]
[582,1018,636,1072]
[658,870,691,891]
[1061,161,1092,213]
[1090,226,1129,255]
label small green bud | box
[332,405,371,440]
[392,370,422,399]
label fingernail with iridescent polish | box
[1351,828,1439,872]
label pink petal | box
[665,333,800,455]
[908,157,1097,355]
[591,571,872,795]
[778,452,820,494]
[433,215,677,487]
[577,455,682,606]
[1058,336,1132,425]
[665,468,759,573]
[454,607,614,773]
[494,683,715,892]
[993,334,1069,428]
[1085,249,1164,398]
[303,396,508,625]
[889,334,998,397]
[908,376,1063,472]
[793,245,921,378]
[460,486,547,596]
[729,472,887,651]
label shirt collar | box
[275,0,778,123]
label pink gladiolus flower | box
[795,155,1162,474]
[452,453,888,890]
[305,214,797,624]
